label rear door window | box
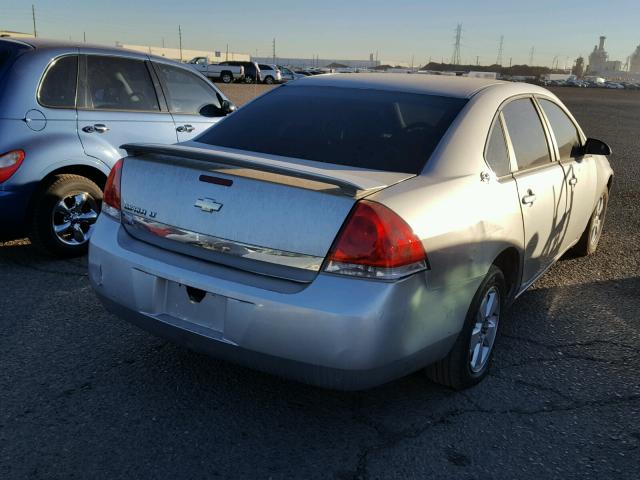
[538,99,582,160]
[154,63,221,115]
[502,98,551,170]
[197,85,467,174]
[85,55,160,111]
[38,55,78,108]
[485,117,511,177]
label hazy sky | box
[2,0,639,66]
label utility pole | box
[161,37,165,48]
[509,57,512,68]
[529,46,535,66]
[496,35,504,66]
[451,23,462,65]
[476,55,479,66]
[83,31,86,43]
[32,4,37,37]
[272,38,276,64]
[226,43,229,61]
[411,54,414,70]
[178,25,183,62]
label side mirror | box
[199,103,223,117]
[221,99,236,114]
[580,138,612,156]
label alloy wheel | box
[52,192,99,246]
[590,194,606,245]
[469,286,501,373]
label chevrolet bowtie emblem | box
[194,198,223,213]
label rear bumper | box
[0,185,33,232]
[89,215,461,390]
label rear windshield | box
[197,85,467,173]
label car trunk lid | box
[119,143,414,282]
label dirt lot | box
[1,85,639,479]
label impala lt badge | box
[194,198,223,213]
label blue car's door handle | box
[82,124,109,133]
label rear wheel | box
[29,174,102,257]
[571,189,608,257]
[264,75,275,85]
[427,265,506,389]
[221,72,233,84]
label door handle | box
[522,190,537,205]
[82,124,110,133]
[176,124,195,133]
[569,176,578,186]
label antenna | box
[451,23,462,65]
[496,35,504,66]
[529,46,535,66]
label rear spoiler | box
[121,143,388,197]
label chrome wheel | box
[52,192,99,246]
[590,194,606,245]
[469,286,500,373]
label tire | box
[29,174,102,257]
[264,75,275,85]
[221,72,233,84]
[570,189,608,257]
[427,265,506,390]
[244,75,255,84]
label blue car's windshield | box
[197,85,467,174]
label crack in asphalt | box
[348,392,640,479]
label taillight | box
[102,158,123,219]
[0,150,25,183]
[324,200,427,280]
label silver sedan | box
[89,74,613,390]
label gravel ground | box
[1,86,639,479]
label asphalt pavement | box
[1,86,638,479]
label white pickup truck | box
[187,57,244,83]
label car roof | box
[0,37,147,57]
[289,73,529,98]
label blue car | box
[0,38,235,255]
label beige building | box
[0,30,35,39]
[115,42,249,63]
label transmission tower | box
[529,46,535,66]
[496,35,504,66]
[451,24,462,65]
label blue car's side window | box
[38,55,78,109]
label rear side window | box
[538,99,581,160]
[485,118,511,177]
[0,41,30,79]
[502,98,551,170]
[154,63,221,114]
[197,86,467,174]
[38,55,78,108]
[85,56,159,111]
[259,65,272,71]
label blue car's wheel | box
[29,174,102,257]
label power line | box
[451,23,462,65]
[272,37,276,64]
[496,35,504,66]
[32,4,37,37]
